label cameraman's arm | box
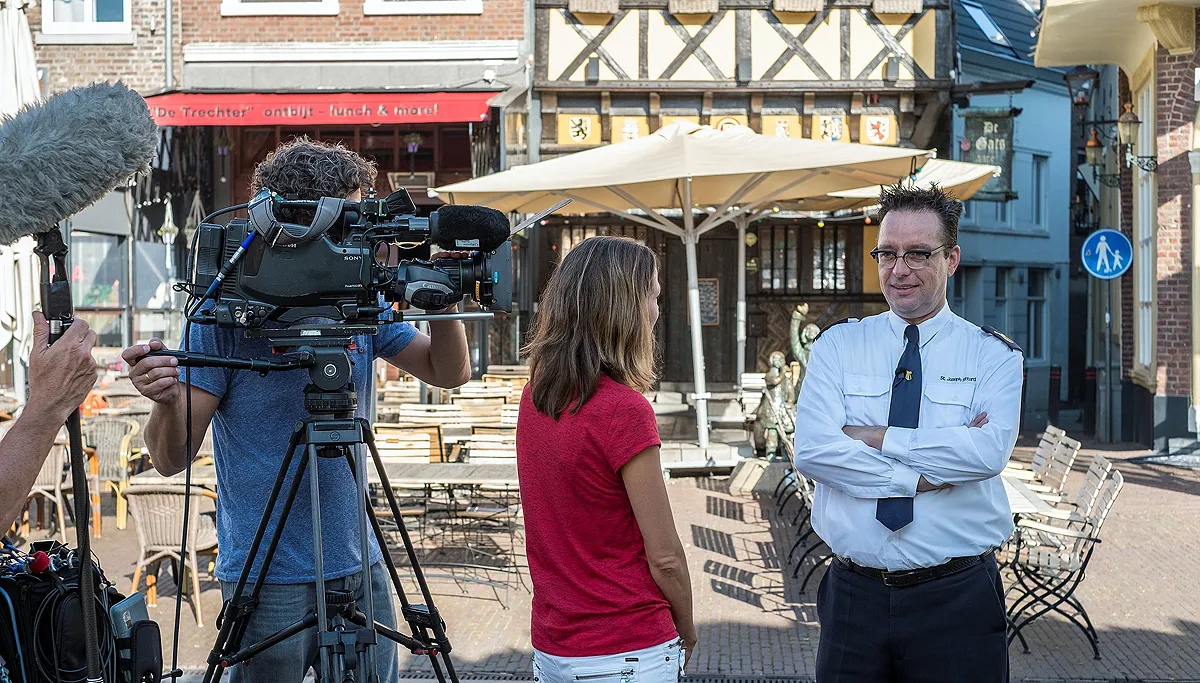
[0,314,98,528]
[122,340,220,476]
[385,306,471,389]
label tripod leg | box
[361,474,447,683]
[352,442,380,683]
[309,443,333,683]
[360,420,457,683]
[205,429,307,683]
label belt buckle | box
[881,571,902,588]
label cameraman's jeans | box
[219,561,398,683]
[532,638,683,683]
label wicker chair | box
[22,445,70,542]
[81,416,139,529]
[124,485,219,626]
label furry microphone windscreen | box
[0,81,159,245]
[431,205,512,253]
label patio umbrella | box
[784,158,1000,213]
[0,0,39,118]
[0,0,40,402]
[435,122,933,448]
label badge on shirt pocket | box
[925,382,975,423]
[843,374,891,425]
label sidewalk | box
[56,443,1200,682]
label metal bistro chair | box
[1005,469,1125,660]
[125,485,219,627]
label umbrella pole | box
[735,215,748,395]
[682,180,710,449]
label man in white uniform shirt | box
[794,184,1023,682]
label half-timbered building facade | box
[525,0,955,384]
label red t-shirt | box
[516,375,677,657]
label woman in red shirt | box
[517,236,697,683]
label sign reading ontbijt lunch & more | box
[959,107,1021,201]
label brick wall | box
[181,0,524,43]
[29,0,179,96]
[1153,11,1200,397]
[30,0,523,98]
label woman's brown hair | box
[523,235,659,419]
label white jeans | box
[533,638,683,683]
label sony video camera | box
[191,187,514,328]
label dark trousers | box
[815,554,1008,683]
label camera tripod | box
[160,326,459,683]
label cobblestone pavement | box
[25,442,1200,682]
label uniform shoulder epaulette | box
[814,317,858,342]
[981,325,1023,353]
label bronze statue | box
[754,351,796,459]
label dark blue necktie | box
[877,324,921,532]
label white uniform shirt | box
[793,303,1022,571]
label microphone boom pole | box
[34,227,105,683]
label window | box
[810,226,847,292]
[1032,154,1048,227]
[1134,83,1156,370]
[1024,269,1048,361]
[994,268,1010,332]
[220,0,339,17]
[41,0,131,35]
[996,200,1008,225]
[760,225,800,294]
[961,2,1012,47]
[962,201,973,222]
[70,231,128,348]
[950,271,967,315]
[758,224,853,295]
[364,0,482,14]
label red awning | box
[142,91,496,127]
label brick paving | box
[18,442,1200,682]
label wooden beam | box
[911,91,946,149]
[854,11,921,80]
[661,11,728,80]
[559,9,632,81]
[857,9,926,80]
[639,9,650,79]
[535,8,550,81]
[535,78,954,91]
[761,8,832,81]
[535,0,952,8]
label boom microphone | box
[0,81,159,244]
[431,204,510,252]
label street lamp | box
[1085,128,1121,188]
[1064,65,1100,112]
[1116,103,1157,172]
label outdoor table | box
[370,462,518,487]
[127,462,519,489]
[130,464,218,488]
[1002,474,1055,516]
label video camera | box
[190,186,516,328]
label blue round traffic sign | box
[1081,229,1132,280]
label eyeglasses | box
[870,245,951,270]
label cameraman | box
[121,138,471,683]
[1,313,98,529]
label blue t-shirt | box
[182,319,417,584]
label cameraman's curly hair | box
[250,137,377,205]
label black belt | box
[834,551,992,588]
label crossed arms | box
[792,334,1023,499]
